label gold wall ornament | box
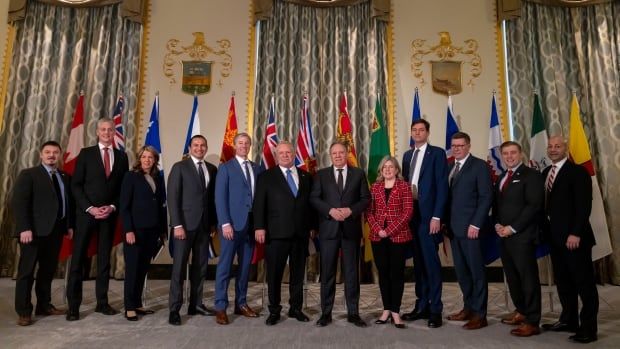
[410,32,481,94]
[163,32,232,89]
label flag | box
[145,94,163,173]
[295,95,317,175]
[568,94,612,261]
[111,95,125,151]
[219,95,238,163]
[528,93,550,171]
[444,95,459,164]
[183,95,201,156]
[410,88,421,148]
[336,93,359,167]
[482,93,505,264]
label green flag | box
[528,93,550,171]
[367,94,390,183]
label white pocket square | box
[512,179,520,183]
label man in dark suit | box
[254,141,315,326]
[167,135,217,325]
[541,136,598,343]
[67,118,128,321]
[12,141,74,326]
[444,132,493,330]
[401,119,449,328]
[310,141,370,328]
[213,133,262,325]
[494,141,544,337]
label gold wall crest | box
[411,32,481,95]
[163,32,232,91]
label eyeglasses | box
[450,144,469,149]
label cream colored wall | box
[391,0,504,160]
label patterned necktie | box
[197,161,207,191]
[50,170,64,219]
[546,165,557,192]
[337,168,344,193]
[409,148,420,183]
[244,160,253,197]
[103,147,111,178]
[501,169,513,192]
[286,168,298,197]
[450,161,461,187]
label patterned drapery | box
[0,1,141,277]
[505,0,620,282]
[252,0,388,171]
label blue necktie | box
[286,169,298,197]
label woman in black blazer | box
[120,146,167,321]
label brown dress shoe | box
[463,316,488,330]
[510,323,541,337]
[234,304,259,318]
[17,315,33,326]
[35,304,65,316]
[501,312,525,325]
[447,309,472,321]
[215,310,230,325]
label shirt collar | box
[551,157,568,170]
[235,155,250,165]
[190,155,205,164]
[98,142,113,150]
[41,163,58,174]
[455,153,471,166]
[414,142,428,152]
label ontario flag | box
[294,94,317,175]
[337,93,359,167]
[219,94,238,163]
[444,95,459,164]
[112,95,125,151]
[410,88,421,147]
[568,94,612,261]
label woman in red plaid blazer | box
[366,156,414,328]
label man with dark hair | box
[401,119,449,328]
[445,132,493,330]
[494,141,544,337]
[167,134,218,325]
[12,141,74,326]
[67,118,129,321]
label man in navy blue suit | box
[213,133,263,325]
[445,132,493,330]
[401,119,448,328]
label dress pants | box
[214,216,254,311]
[451,237,488,317]
[123,228,158,311]
[500,234,541,325]
[265,237,307,315]
[67,213,116,310]
[168,224,209,312]
[372,239,407,313]
[320,236,361,316]
[550,242,598,335]
[15,219,64,316]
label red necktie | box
[500,169,513,192]
[103,147,111,178]
[546,165,557,192]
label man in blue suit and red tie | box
[214,133,263,325]
[401,119,449,328]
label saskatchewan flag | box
[367,94,390,183]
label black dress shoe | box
[347,314,368,328]
[125,311,138,321]
[316,314,332,327]
[188,304,215,316]
[169,311,181,325]
[428,313,443,328]
[66,309,79,321]
[402,309,430,321]
[95,304,119,315]
[569,333,597,343]
[374,315,391,324]
[393,322,407,329]
[265,313,280,326]
[542,321,577,332]
[288,309,310,322]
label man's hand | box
[19,230,33,244]
[255,229,266,244]
[566,234,580,250]
[339,207,352,219]
[329,208,345,221]
[67,228,74,240]
[126,232,136,245]
[310,230,318,239]
[495,224,507,238]
[173,226,186,240]
[467,225,479,239]
[222,225,234,240]
[429,219,441,234]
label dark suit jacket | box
[253,167,315,240]
[11,165,74,237]
[167,157,217,232]
[309,166,370,240]
[401,144,449,223]
[493,164,544,240]
[120,171,167,235]
[447,155,493,239]
[71,145,128,213]
[542,160,595,247]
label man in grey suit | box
[310,141,371,328]
[167,135,217,325]
[444,132,493,330]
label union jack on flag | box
[112,95,125,151]
[260,96,279,169]
[295,95,317,174]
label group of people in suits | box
[11,117,599,343]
